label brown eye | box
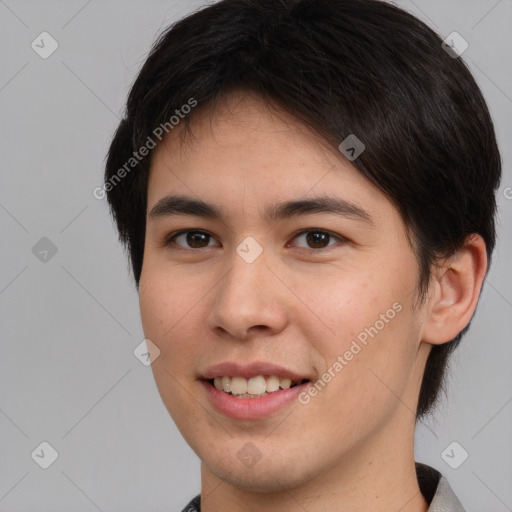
[305,231,330,248]
[290,229,345,250]
[166,230,219,249]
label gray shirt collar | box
[417,463,466,512]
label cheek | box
[140,254,195,323]
[291,268,386,348]
[295,262,420,400]
[138,265,207,428]
[138,264,202,361]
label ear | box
[421,234,488,345]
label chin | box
[212,464,307,493]
[202,445,321,494]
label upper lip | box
[201,361,312,382]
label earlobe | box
[421,234,488,345]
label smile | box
[201,361,313,419]
[210,375,308,398]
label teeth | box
[221,376,231,393]
[247,376,266,394]
[231,376,247,395]
[280,378,292,389]
[211,375,304,397]
[266,375,280,392]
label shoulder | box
[416,462,466,512]
[180,493,201,512]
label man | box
[104,0,501,510]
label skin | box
[138,91,487,512]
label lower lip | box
[202,380,310,420]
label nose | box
[206,245,289,341]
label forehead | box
[146,91,397,227]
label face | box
[139,91,432,492]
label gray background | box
[1,0,511,511]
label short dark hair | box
[104,0,501,418]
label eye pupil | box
[187,231,209,248]
[306,231,329,248]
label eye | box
[288,229,346,250]
[165,230,220,249]
[164,228,347,251]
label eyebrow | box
[148,194,374,225]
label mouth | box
[200,361,313,418]
[206,376,310,398]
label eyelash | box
[164,228,348,252]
